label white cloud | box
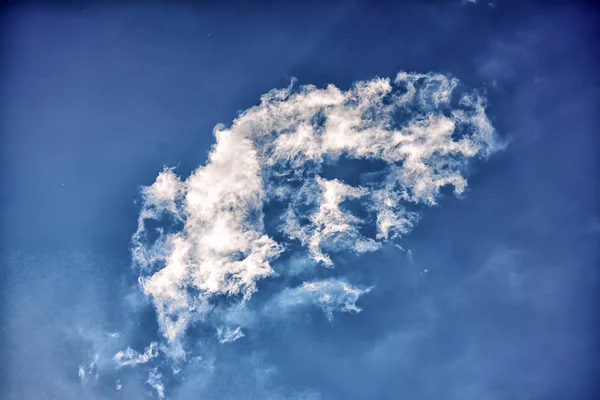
[282,177,378,266]
[114,342,159,368]
[132,71,501,355]
[78,352,100,383]
[216,326,245,343]
[78,365,85,380]
[267,279,373,321]
[146,367,165,399]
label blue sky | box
[1,1,599,399]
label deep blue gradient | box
[1,2,598,399]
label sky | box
[1,1,599,399]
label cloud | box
[114,342,159,368]
[266,279,373,321]
[147,367,165,399]
[77,352,101,384]
[282,177,380,266]
[216,326,245,343]
[132,71,501,356]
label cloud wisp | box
[265,279,373,322]
[114,342,159,368]
[131,71,501,357]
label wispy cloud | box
[77,353,99,383]
[146,367,165,399]
[216,326,245,343]
[282,177,380,266]
[114,342,159,368]
[266,279,373,321]
[132,71,501,356]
